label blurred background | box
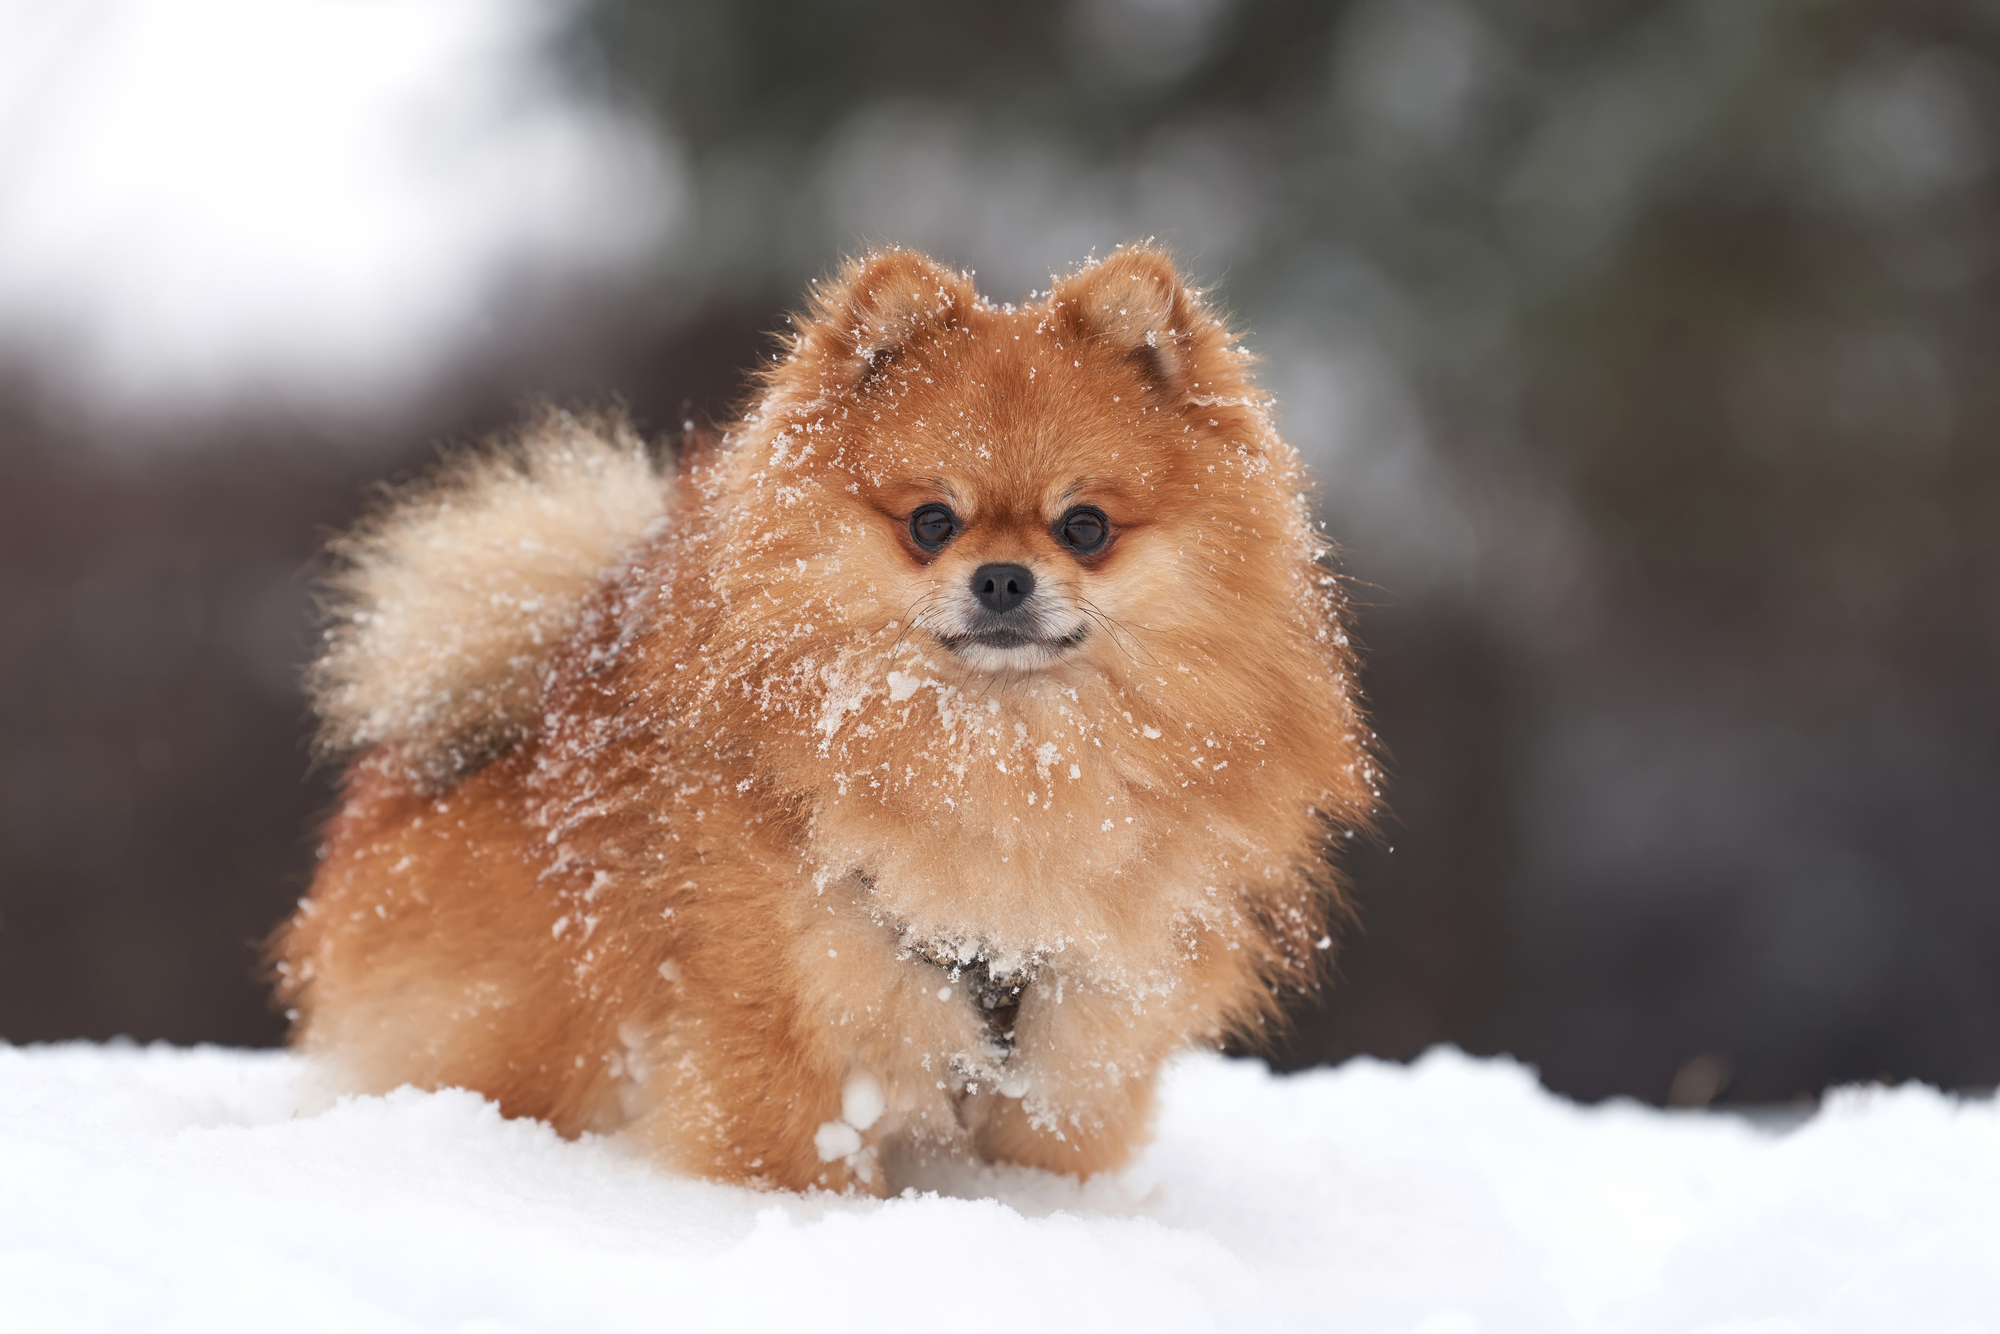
[2,0,1995,1107]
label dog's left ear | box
[1052,246,1209,391]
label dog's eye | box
[909,504,959,552]
[1054,505,1110,556]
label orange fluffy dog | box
[274,245,1377,1192]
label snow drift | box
[2,1043,1995,1333]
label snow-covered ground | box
[3,1044,1994,1333]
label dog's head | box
[718,244,1322,694]
[676,245,1374,918]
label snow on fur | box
[3,1044,1994,1333]
[308,406,668,787]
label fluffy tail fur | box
[307,405,669,788]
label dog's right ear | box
[792,248,972,390]
[1052,245,1210,392]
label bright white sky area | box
[4,1044,1995,1333]
[0,0,681,415]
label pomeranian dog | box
[274,245,1378,1192]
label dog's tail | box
[307,405,670,788]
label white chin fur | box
[945,640,1080,673]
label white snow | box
[3,1043,1997,1333]
[841,1071,887,1132]
[812,1117,864,1164]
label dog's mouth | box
[922,588,1092,672]
[933,625,1089,656]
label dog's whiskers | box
[1077,597,1156,666]
[889,588,946,658]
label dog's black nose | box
[971,563,1035,614]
